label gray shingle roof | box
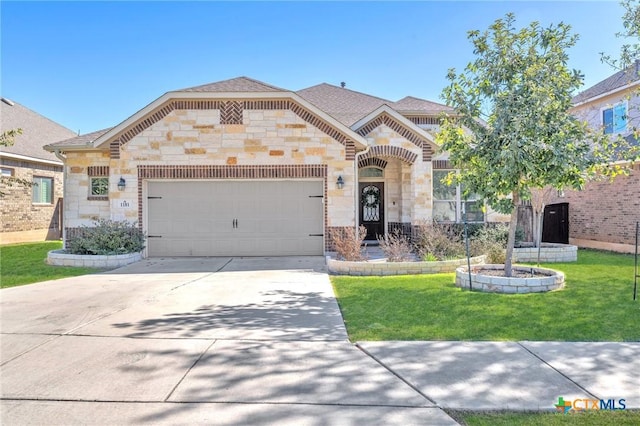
[179,76,287,93]
[392,96,454,114]
[573,62,640,104]
[1,98,76,163]
[296,83,392,126]
[44,128,113,150]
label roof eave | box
[0,151,63,165]
[572,80,640,108]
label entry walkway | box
[1,257,638,424]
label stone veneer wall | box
[0,158,63,242]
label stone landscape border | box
[47,250,142,268]
[456,264,565,294]
[328,255,486,276]
[514,243,577,263]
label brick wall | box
[549,166,640,246]
[0,159,63,235]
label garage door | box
[146,180,324,256]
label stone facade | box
[0,158,63,243]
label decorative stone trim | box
[359,145,418,165]
[456,264,565,293]
[47,249,142,268]
[406,116,441,125]
[328,255,486,276]
[138,164,326,180]
[433,160,452,169]
[514,244,577,263]
[220,101,243,124]
[87,166,109,176]
[358,157,388,169]
[355,113,433,161]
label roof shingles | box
[1,98,77,162]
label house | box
[1,98,77,244]
[44,77,506,257]
[545,64,640,253]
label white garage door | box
[146,180,324,256]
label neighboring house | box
[545,64,640,253]
[1,98,77,244]
[45,76,510,257]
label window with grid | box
[433,170,484,223]
[32,176,53,204]
[90,177,109,196]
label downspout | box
[53,149,67,248]
[353,142,372,234]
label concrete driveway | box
[0,257,454,425]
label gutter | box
[53,149,68,248]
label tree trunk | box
[504,192,520,277]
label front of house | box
[45,77,503,257]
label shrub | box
[413,223,466,261]
[377,231,413,262]
[67,219,145,255]
[470,223,525,256]
[332,226,367,261]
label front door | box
[360,182,384,240]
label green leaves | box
[437,13,611,215]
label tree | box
[601,0,640,70]
[437,14,618,277]
[0,128,33,197]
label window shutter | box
[614,104,627,133]
[603,108,614,134]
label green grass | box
[453,410,640,425]
[331,250,640,341]
[1,241,97,289]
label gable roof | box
[573,61,640,105]
[392,96,454,115]
[0,98,76,163]
[296,83,392,127]
[179,76,287,93]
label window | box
[359,167,384,178]
[603,103,627,134]
[1,167,14,177]
[433,170,484,223]
[90,177,109,196]
[32,176,53,204]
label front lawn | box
[331,250,639,341]
[1,241,97,289]
[452,409,640,425]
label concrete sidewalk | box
[1,257,638,425]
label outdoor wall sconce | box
[117,177,126,191]
[336,175,344,189]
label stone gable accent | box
[359,145,418,165]
[355,113,433,161]
[358,157,388,169]
[107,99,358,159]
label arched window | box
[359,167,384,178]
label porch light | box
[117,177,126,191]
[336,175,344,189]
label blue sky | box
[1,1,629,135]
